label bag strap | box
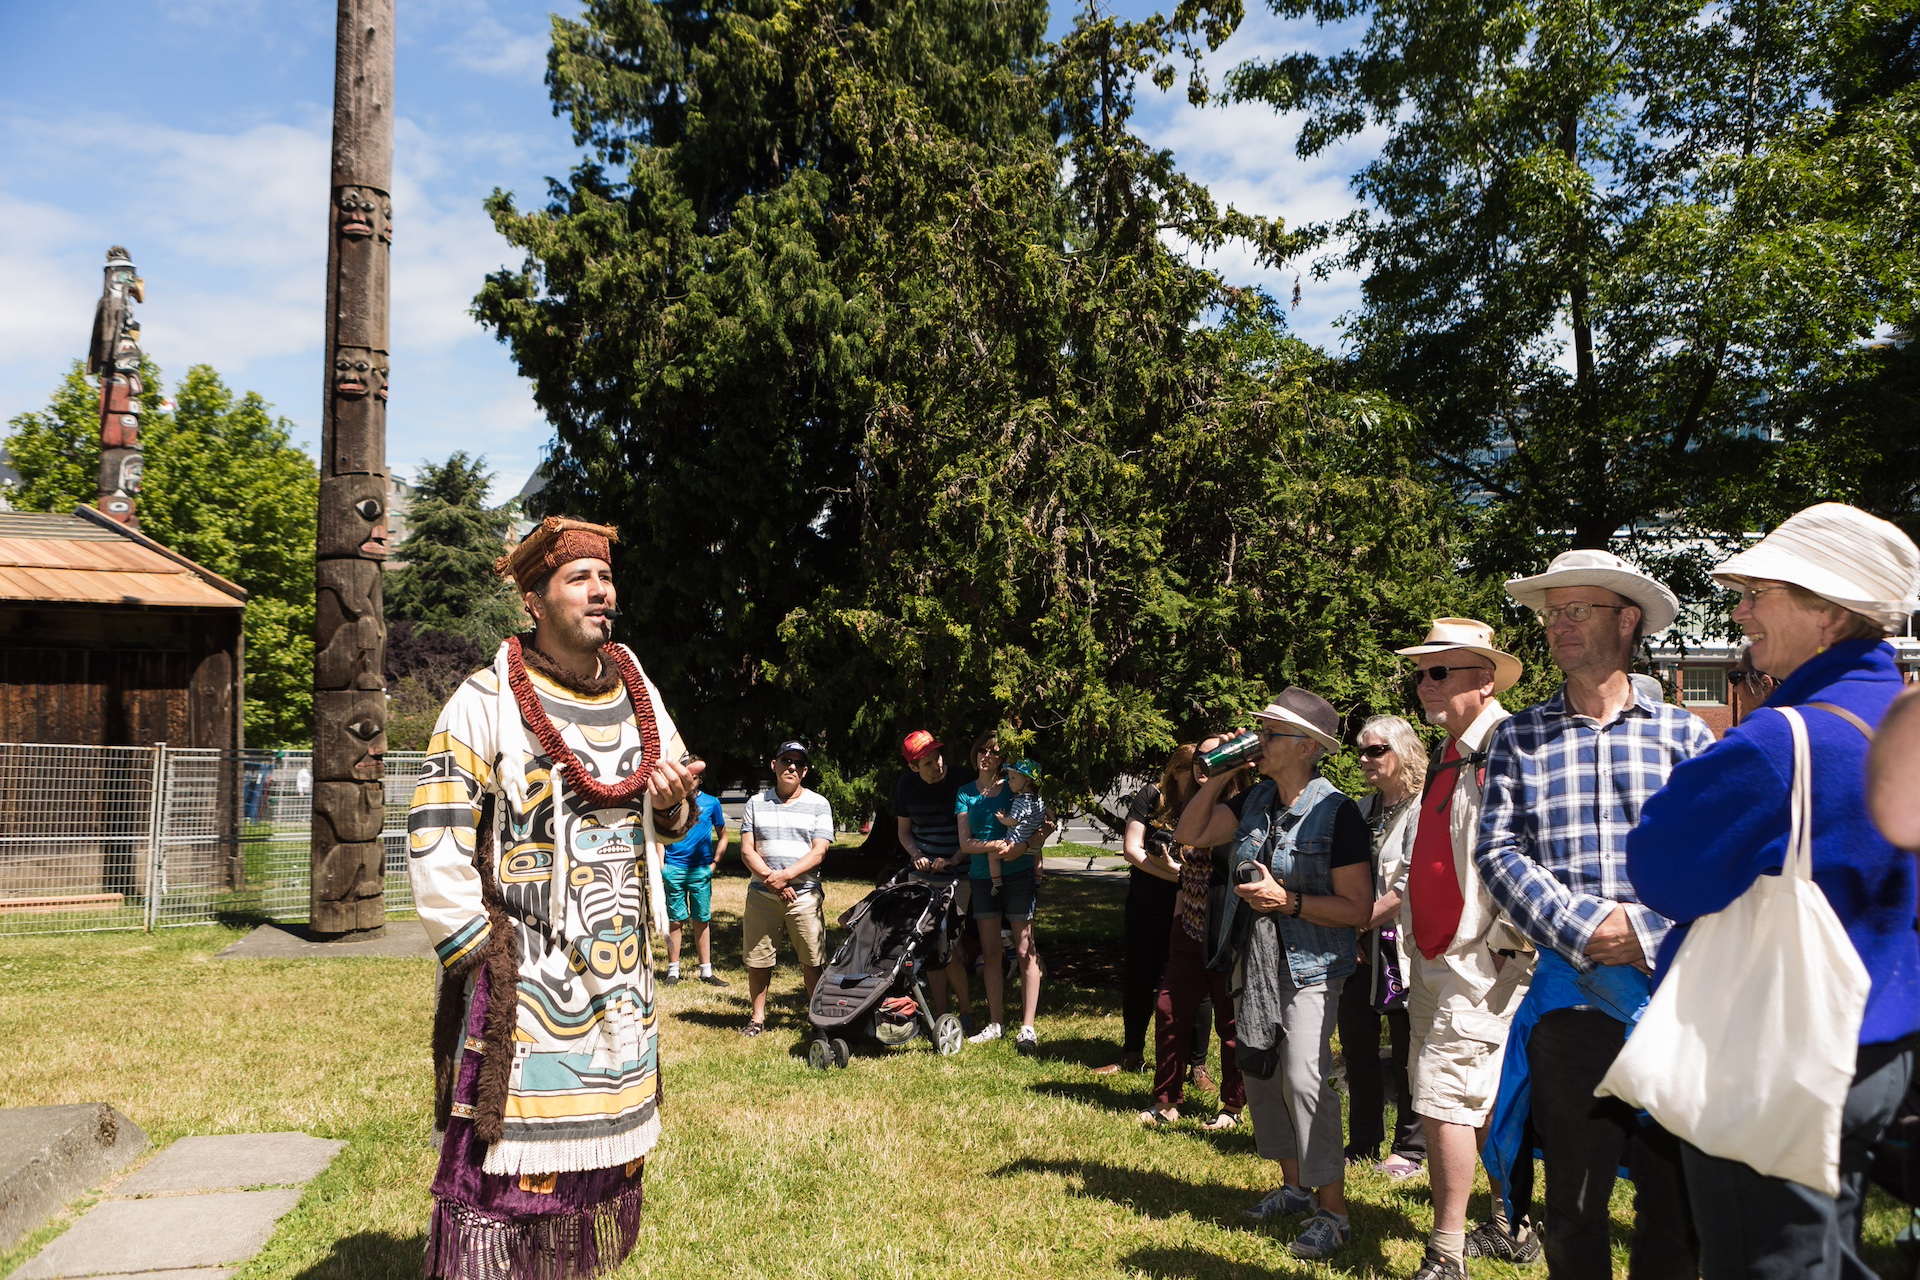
[1806,701,1876,742]
[1777,707,1814,883]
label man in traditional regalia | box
[408,516,700,1280]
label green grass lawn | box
[3,846,1912,1278]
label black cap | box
[772,740,810,760]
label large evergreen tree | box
[480,0,1471,810]
[385,451,523,650]
[4,362,319,746]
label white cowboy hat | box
[1251,686,1343,754]
[1505,549,1680,633]
[1394,617,1524,693]
[1712,502,1920,635]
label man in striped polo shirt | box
[738,739,835,1036]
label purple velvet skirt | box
[424,966,647,1280]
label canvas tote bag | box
[1597,705,1871,1196]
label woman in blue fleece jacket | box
[1628,502,1920,1280]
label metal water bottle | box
[1198,729,1262,772]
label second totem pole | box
[312,0,395,936]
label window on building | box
[1683,666,1728,706]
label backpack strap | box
[1806,701,1875,742]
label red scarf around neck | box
[505,635,662,809]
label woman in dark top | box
[1142,735,1247,1127]
[1091,747,1192,1075]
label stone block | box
[0,1104,147,1252]
[12,1189,301,1278]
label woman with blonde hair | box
[1338,714,1429,1176]
[1629,502,1920,1278]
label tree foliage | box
[480,0,1474,813]
[4,361,319,746]
[1218,0,1920,592]
[385,451,524,650]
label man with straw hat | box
[1474,549,1714,1280]
[1384,620,1536,1278]
[408,515,701,1280]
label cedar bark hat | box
[494,516,619,591]
[1504,548,1680,632]
[1711,502,1920,635]
[1251,686,1343,754]
[1394,617,1523,693]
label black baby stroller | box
[805,869,967,1069]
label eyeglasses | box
[1413,663,1493,683]
[1262,730,1312,743]
[1534,602,1629,627]
[1729,670,1772,689]
[1729,585,1790,608]
[1358,744,1394,760]
[775,757,807,771]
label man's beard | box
[547,608,613,653]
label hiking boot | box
[1241,1183,1315,1221]
[1287,1210,1351,1260]
[1411,1246,1468,1279]
[967,1022,1003,1044]
[1464,1217,1542,1263]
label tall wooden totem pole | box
[88,247,146,526]
[311,0,395,937]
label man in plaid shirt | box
[1474,549,1714,1280]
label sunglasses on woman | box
[1358,744,1394,760]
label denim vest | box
[1227,775,1357,987]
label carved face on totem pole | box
[332,348,388,400]
[317,473,391,560]
[119,454,143,494]
[323,689,389,781]
[315,559,386,690]
[336,186,392,243]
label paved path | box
[15,1133,344,1280]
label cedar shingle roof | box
[0,508,247,609]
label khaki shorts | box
[743,884,827,969]
[1405,944,1533,1126]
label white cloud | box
[444,16,550,78]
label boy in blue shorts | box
[662,762,730,986]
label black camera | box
[1234,861,1266,886]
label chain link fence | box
[0,742,426,936]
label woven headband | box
[494,516,619,590]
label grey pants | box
[1239,973,1346,1189]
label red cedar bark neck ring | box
[505,636,663,808]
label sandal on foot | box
[1092,1054,1145,1075]
[1137,1107,1180,1127]
[1200,1111,1239,1131]
[1374,1154,1424,1179]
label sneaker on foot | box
[967,1022,1003,1044]
[698,972,729,987]
[1464,1218,1542,1263]
[1241,1183,1315,1221]
[1287,1210,1352,1260]
[1411,1246,1468,1279]
[1015,1026,1038,1055]
[661,971,680,986]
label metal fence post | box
[143,742,167,932]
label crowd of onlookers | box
[655,500,1920,1280]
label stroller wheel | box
[831,1037,851,1068]
[807,1038,834,1071]
[935,1013,964,1056]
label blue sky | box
[0,0,1376,502]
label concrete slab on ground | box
[65,1271,233,1280]
[117,1133,345,1196]
[13,1189,303,1279]
[215,920,432,960]
[0,1104,148,1251]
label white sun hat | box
[1394,617,1524,693]
[1712,502,1920,635]
[1505,549,1680,633]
